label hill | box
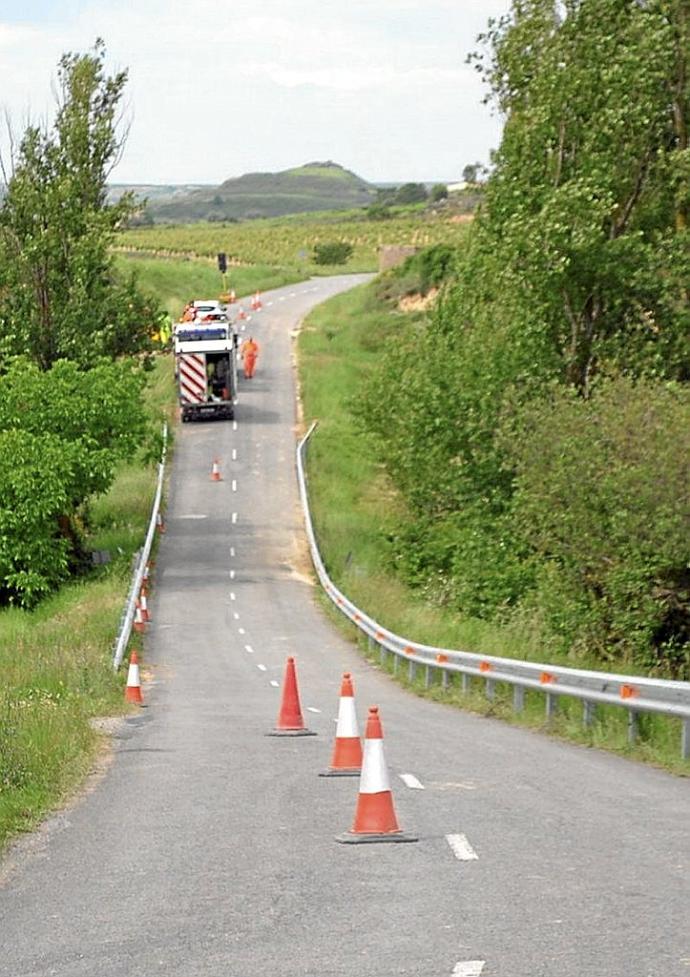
[145,162,376,223]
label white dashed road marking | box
[233,421,238,431]
[232,448,237,461]
[270,680,280,687]
[178,514,207,520]
[452,962,485,977]
[233,612,240,620]
[230,569,235,579]
[230,592,236,601]
[257,664,267,672]
[446,834,479,861]
[399,773,425,790]
[267,301,273,307]
[238,627,245,635]
[232,512,238,524]
[230,546,235,557]
[232,480,237,492]
[245,645,254,654]
[306,706,321,714]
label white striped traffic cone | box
[139,592,150,623]
[210,458,222,482]
[237,307,247,320]
[251,291,263,311]
[320,672,362,777]
[336,706,417,844]
[156,511,166,534]
[124,650,144,704]
[133,604,146,634]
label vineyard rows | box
[117,214,471,271]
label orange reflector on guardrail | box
[436,654,449,663]
[404,646,415,656]
[540,672,556,684]
[620,684,639,699]
[479,662,492,673]
[375,631,385,640]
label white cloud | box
[0,0,510,183]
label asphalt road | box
[0,275,688,977]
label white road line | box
[233,612,240,620]
[257,663,267,671]
[233,421,238,431]
[232,512,238,524]
[241,324,246,332]
[247,315,252,322]
[446,834,479,861]
[230,592,236,601]
[306,706,321,714]
[178,513,207,520]
[232,448,237,461]
[230,569,235,579]
[232,479,237,491]
[238,626,245,634]
[279,296,286,301]
[452,962,485,977]
[267,301,273,307]
[399,773,425,790]
[245,645,254,654]
[230,546,235,557]
[270,680,280,687]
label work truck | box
[174,308,239,422]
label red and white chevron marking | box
[179,354,206,404]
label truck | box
[174,312,239,422]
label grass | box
[115,255,304,319]
[298,282,690,775]
[0,355,176,850]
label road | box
[0,275,688,977]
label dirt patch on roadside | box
[398,288,439,312]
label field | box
[117,211,470,277]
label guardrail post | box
[627,709,638,746]
[461,672,470,694]
[441,669,449,690]
[408,659,417,683]
[393,653,399,676]
[583,700,594,727]
[486,678,495,701]
[379,643,386,666]
[545,692,557,720]
[513,685,525,713]
[424,664,432,689]
[682,720,689,760]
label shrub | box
[313,241,354,265]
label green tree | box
[0,40,160,369]
[313,241,354,265]
[430,183,449,202]
[395,183,428,204]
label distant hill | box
[144,162,376,223]
[106,184,211,206]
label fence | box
[296,422,690,759]
[112,423,168,671]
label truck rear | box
[174,321,238,422]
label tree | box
[0,40,160,369]
[461,163,481,184]
[430,183,449,202]
[312,241,354,265]
[394,182,428,204]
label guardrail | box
[297,421,690,760]
[112,423,168,671]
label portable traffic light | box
[217,252,227,274]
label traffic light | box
[217,252,227,274]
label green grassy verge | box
[0,355,176,850]
[298,282,690,775]
[115,255,305,319]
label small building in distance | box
[378,244,418,272]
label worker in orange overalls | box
[182,301,195,322]
[241,336,259,379]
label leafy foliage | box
[312,241,354,265]
[0,41,160,369]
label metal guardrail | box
[297,422,690,760]
[112,423,168,671]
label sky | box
[0,0,512,186]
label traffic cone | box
[267,657,316,737]
[229,289,236,304]
[237,307,247,320]
[336,706,417,844]
[210,458,222,481]
[139,592,151,623]
[320,672,362,777]
[133,603,146,634]
[156,511,166,534]
[124,650,144,704]
[251,291,263,311]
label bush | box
[313,241,354,265]
[501,378,690,676]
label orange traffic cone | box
[237,307,247,320]
[133,604,146,634]
[210,458,222,481]
[267,657,316,737]
[320,672,362,777]
[251,291,263,311]
[156,511,166,534]
[336,706,417,844]
[124,650,144,704]
[229,289,236,304]
[139,592,151,623]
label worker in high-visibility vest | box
[241,337,259,378]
